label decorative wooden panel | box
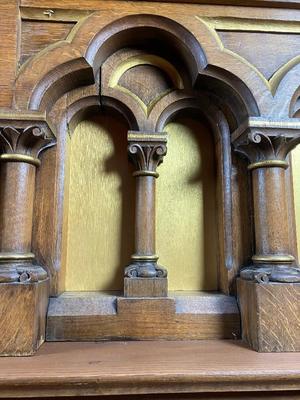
[20,21,75,65]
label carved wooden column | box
[233,119,300,352]
[0,117,55,355]
[124,131,168,297]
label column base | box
[125,260,167,278]
[124,277,168,297]
[240,264,300,283]
[0,278,49,356]
[237,278,300,352]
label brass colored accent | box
[293,146,300,265]
[248,118,300,130]
[231,117,300,144]
[0,252,35,262]
[131,254,159,261]
[252,254,295,264]
[133,170,159,178]
[197,16,300,95]
[128,132,167,142]
[201,17,300,34]
[0,110,46,121]
[109,54,184,117]
[20,6,92,22]
[248,160,289,171]
[0,153,41,167]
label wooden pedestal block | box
[0,279,49,356]
[124,277,168,297]
[237,278,300,352]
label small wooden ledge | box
[1,340,300,398]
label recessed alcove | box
[64,113,218,292]
[292,145,300,256]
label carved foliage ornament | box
[232,118,300,167]
[128,132,167,177]
[0,125,55,166]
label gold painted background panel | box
[65,115,218,291]
[292,146,300,257]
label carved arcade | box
[0,4,300,354]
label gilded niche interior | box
[65,115,218,291]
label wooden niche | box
[1,4,300,356]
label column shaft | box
[135,175,156,256]
[252,167,291,257]
[0,162,35,254]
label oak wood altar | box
[1,0,300,366]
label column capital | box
[128,131,167,177]
[0,111,56,166]
[232,117,300,170]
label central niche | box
[64,113,218,291]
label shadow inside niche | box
[101,110,135,291]
[160,112,218,291]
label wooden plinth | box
[46,291,240,341]
[0,279,49,356]
[237,278,300,352]
[124,277,168,297]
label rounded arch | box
[15,11,258,124]
[156,96,234,279]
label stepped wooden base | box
[124,277,168,297]
[46,291,240,341]
[237,278,300,352]
[0,279,49,356]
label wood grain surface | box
[18,0,300,10]
[292,146,300,258]
[46,292,240,341]
[1,340,300,397]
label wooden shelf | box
[1,340,300,398]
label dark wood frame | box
[1,1,300,355]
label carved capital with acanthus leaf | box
[128,131,167,178]
[0,112,56,167]
[231,118,300,170]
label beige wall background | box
[64,116,300,292]
[293,145,300,259]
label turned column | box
[0,123,55,356]
[0,126,54,281]
[233,120,300,352]
[124,131,168,297]
[233,125,300,282]
[251,163,294,267]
